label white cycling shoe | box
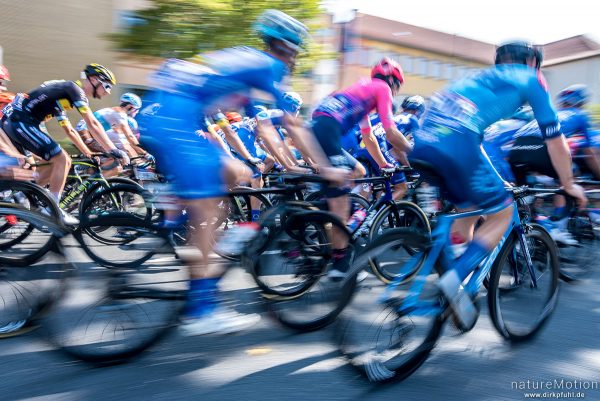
[180,307,261,336]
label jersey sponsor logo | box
[26,94,48,110]
[511,144,544,151]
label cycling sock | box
[332,247,349,260]
[186,277,220,317]
[453,240,489,282]
[51,192,61,203]
[251,210,261,222]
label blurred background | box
[2,0,600,138]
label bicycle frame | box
[350,177,394,240]
[379,199,536,317]
[60,161,112,209]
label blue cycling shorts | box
[410,123,510,209]
[141,125,225,200]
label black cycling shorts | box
[508,136,557,185]
[1,113,62,161]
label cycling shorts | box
[311,115,356,197]
[508,136,558,185]
[410,123,510,209]
[140,124,225,200]
[1,113,62,160]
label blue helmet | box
[254,9,309,52]
[495,41,543,69]
[401,95,425,117]
[120,92,142,109]
[282,91,303,113]
[556,84,589,108]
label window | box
[398,55,413,73]
[429,61,441,78]
[442,63,454,80]
[413,58,428,76]
[368,49,383,65]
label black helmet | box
[83,63,116,85]
[495,41,543,69]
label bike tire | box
[336,227,445,383]
[368,201,431,283]
[487,225,559,342]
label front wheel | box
[487,225,559,342]
[368,201,431,283]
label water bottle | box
[347,209,367,232]
[416,183,439,215]
[214,222,260,256]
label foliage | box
[108,0,333,75]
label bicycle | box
[336,182,560,383]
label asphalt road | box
[0,236,599,401]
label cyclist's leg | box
[312,116,353,276]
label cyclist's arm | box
[546,136,575,188]
[213,118,254,161]
[359,117,389,168]
[255,118,298,170]
[372,82,412,154]
[115,121,144,156]
[583,146,600,179]
[204,126,233,157]
[57,117,94,157]
[81,112,118,153]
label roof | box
[542,35,600,61]
[543,49,600,67]
[349,13,496,64]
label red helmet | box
[371,57,404,85]
[0,65,10,81]
[225,112,243,123]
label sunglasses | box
[94,79,113,93]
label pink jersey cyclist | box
[313,78,395,133]
[311,57,406,173]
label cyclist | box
[138,9,330,336]
[409,41,587,329]
[93,92,150,158]
[394,95,425,144]
[0,63,128,224]
[0,65,14,117]
[311,57,413,279]
[0,65,22,158]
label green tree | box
[109,0,332,75]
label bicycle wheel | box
[0,206,68,338]
[488,225,559,342]
[265,210,359,331]
[75,213,166,269]
[212,187,272,261]
[557,214,599,282]
[368,201,431,283]
[336,228,445,382]
[78,184,154,247]
[0,181,61,266]
[249,208,332,299]
[42,251,187,365]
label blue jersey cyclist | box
[409,41,587,330]
[510,84,600,181]
[137,9,330,336]
[482,105,534,182]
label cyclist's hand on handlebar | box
[144,153,156,163]
[109,148,130,166]
[564,183,588,209]
[286,164,312,174]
